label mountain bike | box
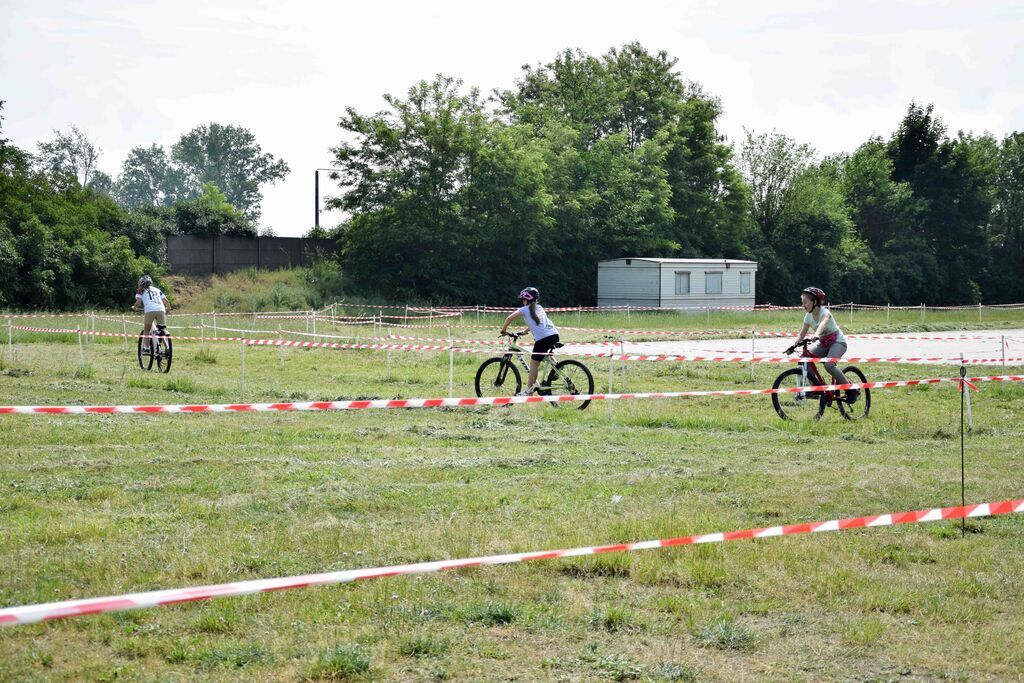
[138,325,173,373]
[474,331,595,410]
[771,338,870,421]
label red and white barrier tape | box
[10,325,259,343]
[1,375,1021,415]
[613,353,1024,365]
[1,497,1020,628]
[12,325,1024,364]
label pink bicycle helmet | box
[519,287,540,301]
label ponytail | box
[528,301,541,325]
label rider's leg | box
[143,312,157,351]
[526,358,541,391]
[815,341,851,385]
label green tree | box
[114,144,186,208]
[33,125,105,191]
[173,182,253,237]
[171,123,289,223]
[980,132,1024,301]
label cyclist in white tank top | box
[499,286,560,395]
[131,275,170,342]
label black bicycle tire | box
[157,332,173,374]
[137,332,154,371]
[545,359,595,411]
[837,366,870,420]
[474,357,521,398]
[771,367,825,421]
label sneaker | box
[846,389,860,404]
[516,386,536,397]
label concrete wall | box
[166,236,339,275]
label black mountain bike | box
[138,325,173,373]
[475,331,595,410]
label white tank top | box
[519,304,558,340]
[136,286,166,313]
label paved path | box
[565,329,1024,363]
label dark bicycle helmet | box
[519,287,540,302]
[800,286,825,305]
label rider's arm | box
[161,295,170,311]
[131,294,141,311]
[499,310,522,335]
[794,322,811,343]
[813,310,832,337]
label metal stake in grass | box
[240,338,246,391]
[960,364,967,538]
[6,318,12,360]
[77,325,84,366]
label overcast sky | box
[2,0,1022,236]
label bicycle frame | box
[503,338,562,383]
[798,348,840,403]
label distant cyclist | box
[785,286,858,403]
[131,275,170,345]
[499,287,560,396]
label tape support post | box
[1,498,1020,627]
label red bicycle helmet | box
[800,287,826,305]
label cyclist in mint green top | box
[786,286,859,403]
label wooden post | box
[1002,336,1006,368]
[386,327,392,378]
[978,302,982,322]
[620,339,626,389]
[7,319,12,359]
[920,303,925,323]
[606,353,614,420]
[751,328,756,381]
[122,315,128,351]
[240,338,246,391]
[77,325,84,365]
[886,303,890,324]
[448,327,454,397]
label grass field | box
[1,309,1023,681]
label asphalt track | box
[563,329,1024,362]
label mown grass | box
[0,319,1022,680]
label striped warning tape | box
[0,375,1020,415]
[1,498,1019,627]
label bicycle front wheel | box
[137,332,154,371]
[543,359,595,410]
[771,367,825,422]
[156,334,173,374]
[475,357,521,398]
[837,366,870,420]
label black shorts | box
[532,334,560,361]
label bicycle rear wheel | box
[542,359,595,410]
[837,366,870,420]
[137,332,154,371]
[156,333,173,374]
[771,367,825,422]
[475,357,521,398]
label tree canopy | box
[326,43,1021,306]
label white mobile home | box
[597,258,759,309]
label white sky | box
[2,0,1022,236]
